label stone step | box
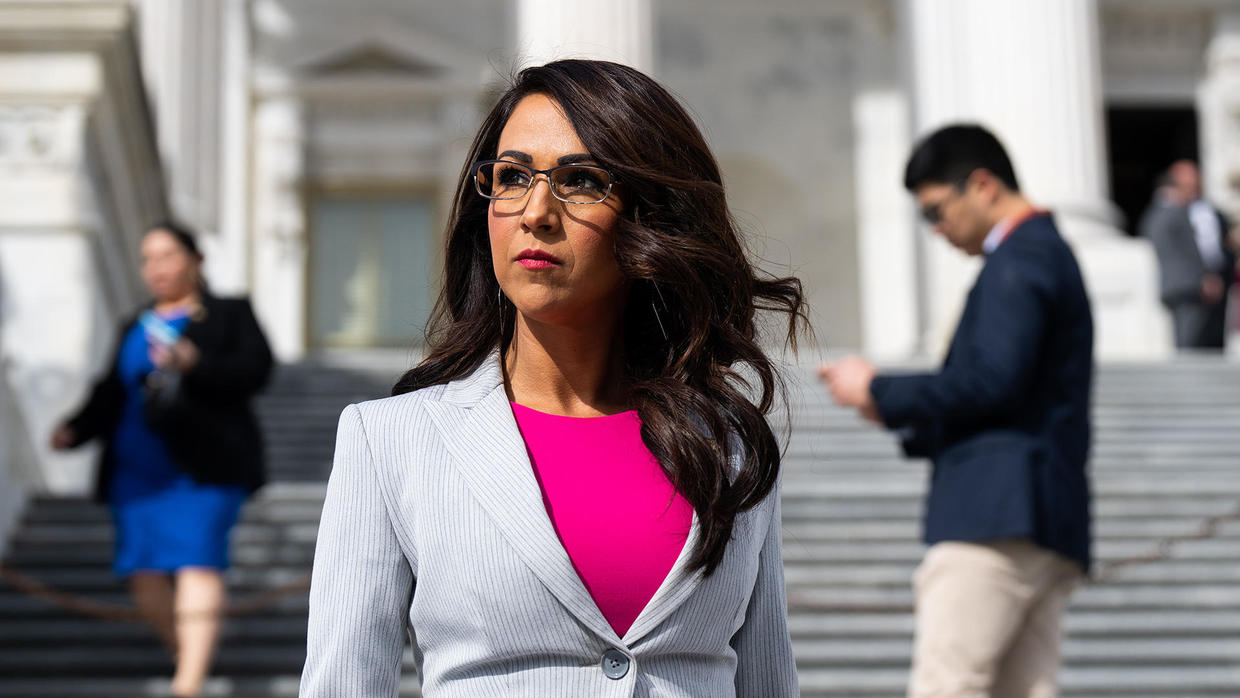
[1,609,1235,647]
[0,593,309,618]
[0,676,325,698]
[9,523,320,547]
[14,514,1229,545]
[787,583,1240,610]
[780,518,1240,541]
[2,638,1233,678]
[792,637,1240,666]
[783,404,1240,421]
[782,420,1240,435]
[779,496,1240,520]
[0,617,307,645]
[785,410,1240,423]
[257,404,1239,426]
[4,542,317,567]
[775,478,1240,497]
[0,567,310,593]
[787,609,1240,638]
[15,512,1228,545]
[11,552,1239,595]
[20,487,328,513]
[777,445,1240,461]
[3,529,1227,568]
[782,462,1240,476]
[783,560,1240,586]
[781,419,1240,436]
[3,358,1236,698]
[18,504,328,526]
[9,515,1232,552]
[21,486,1235,514]
[0,646,307,677]
[795,665,1240,697]
[783,428,1240,444]
[781,538,1240,563]
[15,491,1235,524]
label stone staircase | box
[0,356,1237,696]
[0,360,399,698]
[781,357,1240,697]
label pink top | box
[511,402,693,637]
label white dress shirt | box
[1188,199,1226,272]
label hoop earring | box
[651,283,669,342]
[497,287,509,343]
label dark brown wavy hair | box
[393,59,808,576]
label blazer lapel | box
[621,511,703,644]
[423,356,618,642]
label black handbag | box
[141,367,219,480]
[141,367,185,432]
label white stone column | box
[138,0,252,295]
[516,0,653,73]
[1199,7,1240,220]
[853,6,918,359]
[912,0,1111,218]
[137,0,225,230]
[251,96,307,361]
[854,90,918,359]
[906,0,1169,359]
[1200,7,1240,353]
[0,3,167,498]
[212,0,252,295]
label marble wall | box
[655,1,876,350]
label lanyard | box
[990,207,1049,249]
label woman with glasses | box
[301,59,807,697]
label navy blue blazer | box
[870,214,1094,571]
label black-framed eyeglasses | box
[472,160,617,205]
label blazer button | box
[600,648,630,680]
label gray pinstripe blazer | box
[299,355,799,697]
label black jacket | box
[870,214,1094,571]
[66,294,274,502]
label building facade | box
[132,0,1240,363]
[2,0,1240,506]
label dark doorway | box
[1106,106,1198,235]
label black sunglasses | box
[918,181,969,225]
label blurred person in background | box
[1139,159,1236,350]
[820,125,1093,698]
[300,59,805,697]
[51,221,273,697]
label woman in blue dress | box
[52,221,273,697]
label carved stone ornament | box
[0,105,78,166]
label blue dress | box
[109,309,248,577]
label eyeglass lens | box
[475,161,612,203]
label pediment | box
[299,42,444,77]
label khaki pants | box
[907,540,1082,698]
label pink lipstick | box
[516,249,562,270]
